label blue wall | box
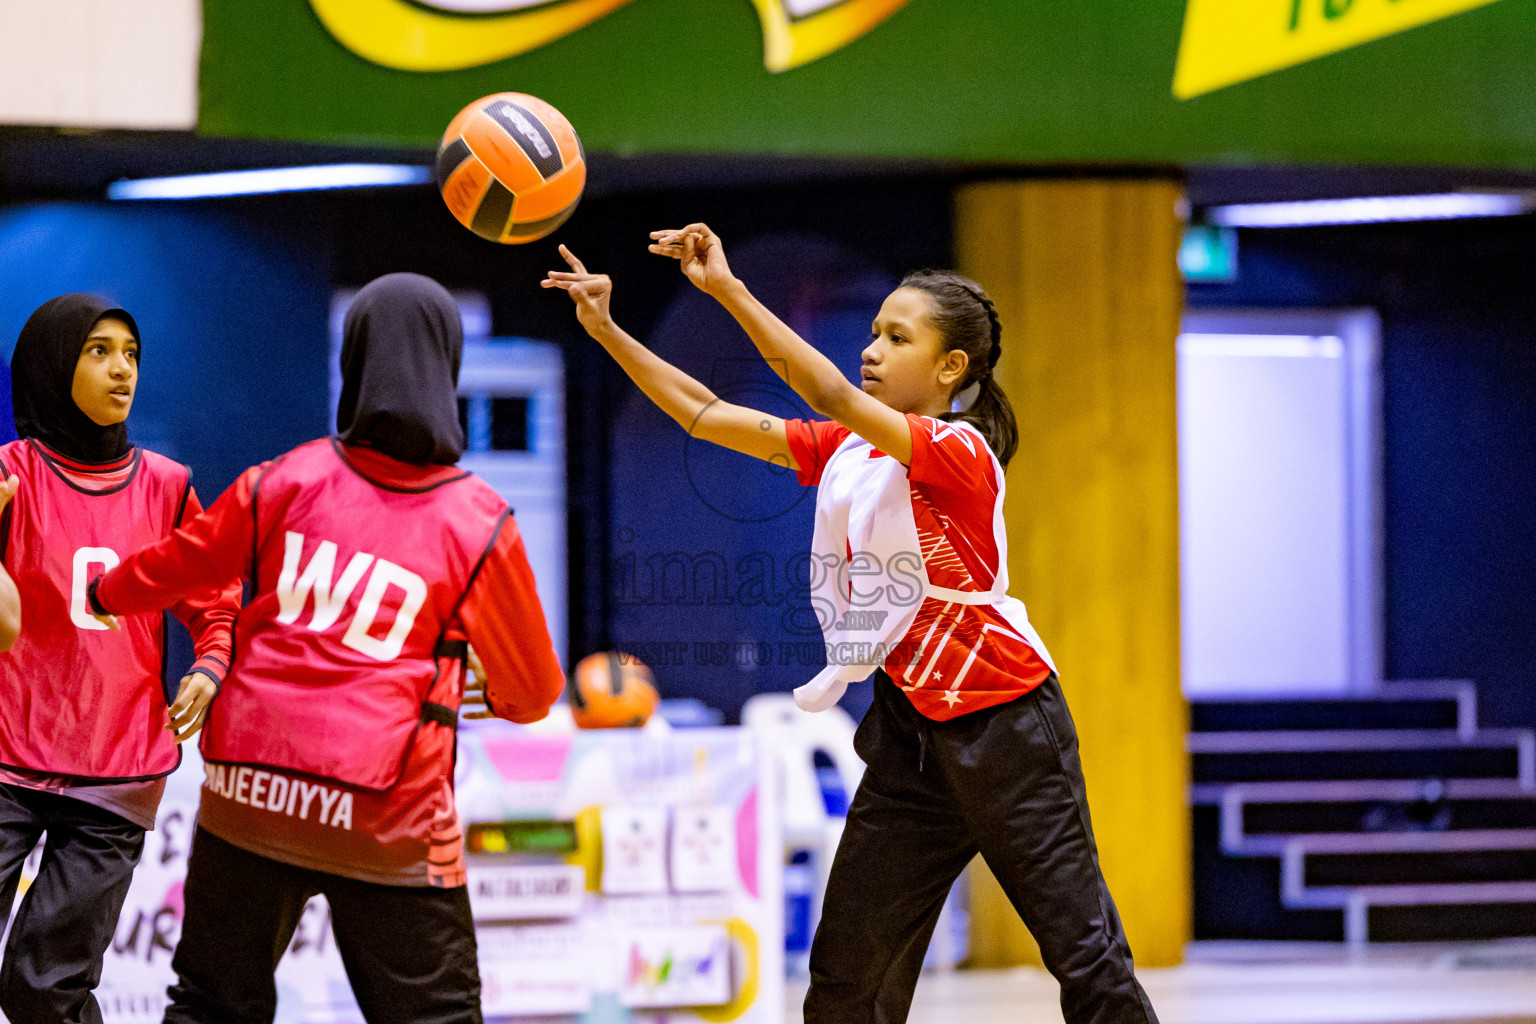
[0,202,332,497]
[1190,219,1536,730]
[0,201,332,680]
[607,234,895,719]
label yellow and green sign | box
[1174,0,1507,97]
[307,0,912,73]
[201,0,1536,167]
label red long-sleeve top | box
[93,443,566,884]
[94,445,565,723]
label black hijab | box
[337,273,465,466]
[11,294,139,464]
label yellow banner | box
[308,0,912,73]
[1173,0,1506,99]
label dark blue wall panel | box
[0,201,331,681]
[0,202,331,497]
[1190,219,1536,730]
[607,235,895,722]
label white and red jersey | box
[0,439,236,792]
[95,439,566,885]
[786,415,1055,721]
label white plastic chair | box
[742,693,863,974]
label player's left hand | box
[648,223,736,295]
[168,673,216,742]
[462,644,495,720]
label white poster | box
[467,864,586,922]
[670,806,738,893]
[618,925,732,1009]
[477,924,594,1016]
[599,806,669,895]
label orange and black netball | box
[435,92,586,245]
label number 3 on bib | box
[274,531,428,662]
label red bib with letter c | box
[0,439,191,781]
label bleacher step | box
[1190,682,1536,943]
[1191,680,1475,735]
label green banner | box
[200,0,1536,168]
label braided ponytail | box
[898,270,1019,467]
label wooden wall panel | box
[955,179,1190,970]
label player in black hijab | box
[0,294,238,1024]
[337,273,465,465]
[10,293,138,465]
[89,272,564,1024]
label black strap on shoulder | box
[248,457,282,592]
[0,454,14,564]
[173,469,193,527]
[421,701,458,730]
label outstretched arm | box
[455,517,565,724]
[650,224,913,465]
[91,463,262,623]
[543,245,800,469]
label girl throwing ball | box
[545,229,1157,1024]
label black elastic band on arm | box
[186,665,223,694]
[86,576,109,616]
[420,701,458,730]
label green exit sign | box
[1180,225,1238,283]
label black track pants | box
[163,828,483,1024]
[805,673,1159,1024]
[0,784,146,1024]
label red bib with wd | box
[201,439,508,792]
[0,440,192,781]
